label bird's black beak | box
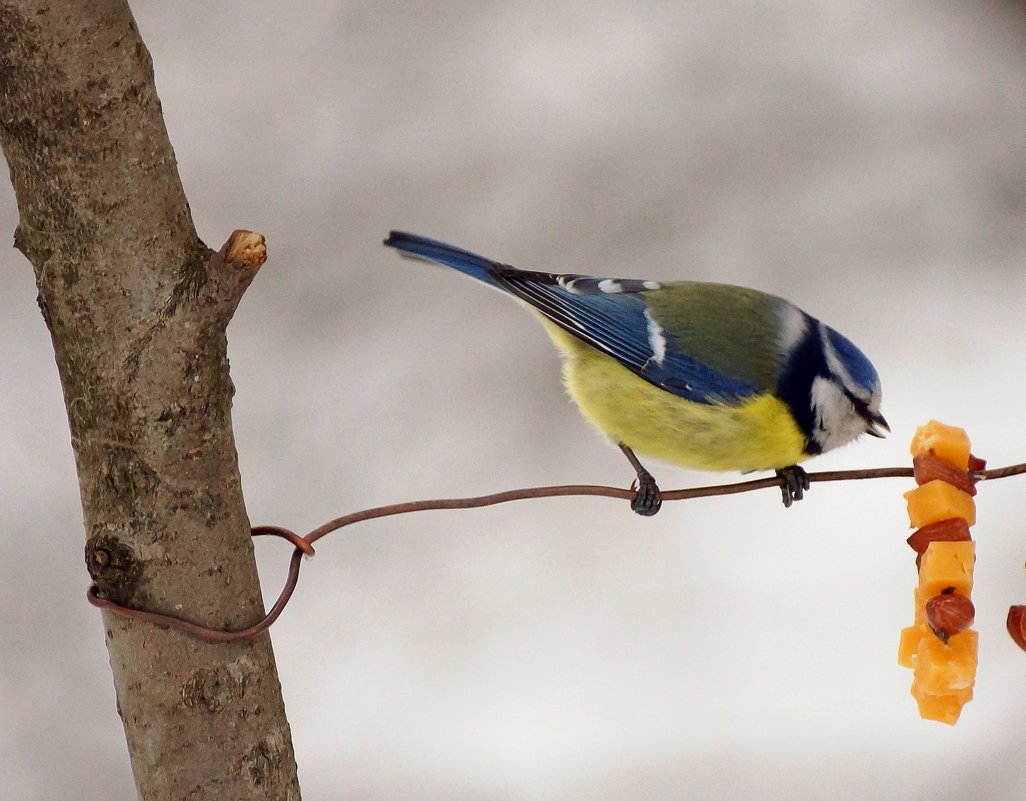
[866,413,890,438]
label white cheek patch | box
[810,376,832,426]
[810,375,868,452]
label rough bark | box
[0,2,302,799]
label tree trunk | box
[0,2,302,798]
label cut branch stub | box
[225,229,267,268]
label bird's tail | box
[383,231,499,286]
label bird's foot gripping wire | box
[630,471,663,516]
[618,442,663,516]
[775,465,810,508]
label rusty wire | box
[85,461,1026,643]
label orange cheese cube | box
[909,420,971,471]
[913,628,978,695]
[898,624,923,668]
[912,686,974,725]
[918,541,975,598]
[904,480,975,528]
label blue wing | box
[384,232,760,404]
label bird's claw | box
[775,465,810,508]
[630,471,663,516]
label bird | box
[383,231,887,516]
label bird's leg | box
[618,443,662,516]
[775,465,810,508]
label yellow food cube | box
[898,624,924,668]
[912,686,974,725]
[918,541,975,598]
[913,628,978,695]
[909,420,971,471]
[905,480,975,528]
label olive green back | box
[643,282,792,391]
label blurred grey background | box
[3,1,1026,799]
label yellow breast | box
[538,318,808,472]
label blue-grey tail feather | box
[383,231,498,286]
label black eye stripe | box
[841,386,875,421]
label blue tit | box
[384,231,887,516]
